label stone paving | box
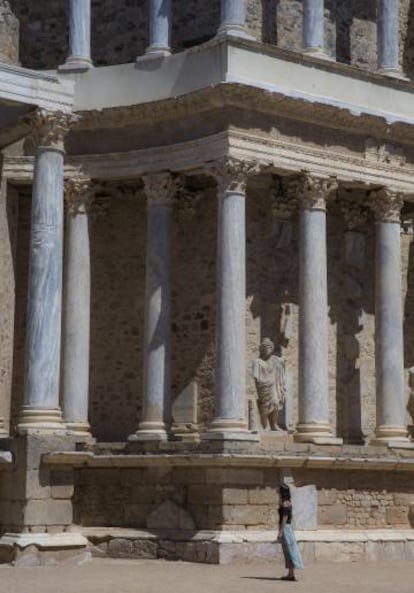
[1,558,413,593]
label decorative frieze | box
[25,109,79,151]
[370,188,404,222]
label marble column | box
[217,0,254,40]
[295,173,339,444]
[145,0,172,57]
[371,189,408,444]
[205,159,258,438]
[62,175,93,437]
[60,0,93,72]
[130,173,174,441]
[377,0,402,76]
[18,110,76,433]
[303,0,327,57]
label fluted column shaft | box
[60,0,93,72]
[372,189,408,444]
[130,173,174,441]
[377,0,401,75]
[218,0,253,39]
[303,0,326,55]
[19,110,76,433]
[62,176,93,437]
[295,174,338,443]
[146,0,172,57]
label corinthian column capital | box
[64,174,94,216]
[207,157,263,193]
[296,172,338,211]
[370,188,404,222]
[143,172,175,206]
[26,109,79,151]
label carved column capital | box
[370,188,404,222]
[296,172,338,211]
[64,174,94,216]
[207,157,263,193]
[25,109,79,151]
[143,172,175,206]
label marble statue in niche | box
[252,338,286,431]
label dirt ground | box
[1,558,412,593]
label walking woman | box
[278,483,304,581]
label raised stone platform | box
[81,527,414,564]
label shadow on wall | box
[403,234,414,371]
[170,178,217,430]
[10,187,30,434]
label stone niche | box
[0,1,19,64]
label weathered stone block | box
[292,485,317,530]
[318,489,338,506]
[222,488,248,505]
[26,470,51,500]
[315,542,365,562]
[123,504,151,526]
[24,500,72,526]
[221,505,269,526]
[248,487,276,505]
[319,503,347,526]
[386,506,409,525]
[50,471,74,500]
[188,485,221,505]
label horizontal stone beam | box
[42,451,414,472]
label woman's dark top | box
[278,502,292,527]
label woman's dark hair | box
[279,483,291,501]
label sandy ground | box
[1,558,413,593]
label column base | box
[65,422,94,442]
[139,45,171,61]
[128,421,168,442]
[58,57,94,73]
[369,424,410,446]
[216,26,255,41]
[302,47,333,61]
[294,423,342,445]
[377,67,408,80]
[17,406,65,435]
[201,418,260,442]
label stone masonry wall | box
[7,0,414,79]
[73,466,414,531]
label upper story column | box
[217,0,254,40]
[62,174,94,439]
[302,0,327,58]
[377,0,402,77]
[204,158,259,440]
[60,0,93,72]
[130,173,174,442]
[294,173,340,444]
[18,109,77,434]
[145,0,172,58]
[371,188,408,445]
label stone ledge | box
[43,451,414,472]
[0,532,89,549]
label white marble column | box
[62,175,93,437]
[377,0,402,76]
[371,189,408,444]
[204,159,258,439]
[60,0,93,72]
[130,173,174,441]
[18,110,76,433]
[144,0,172,58]
[295,173,340,444]
[217,0,254,40]
[303,0,327,57]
